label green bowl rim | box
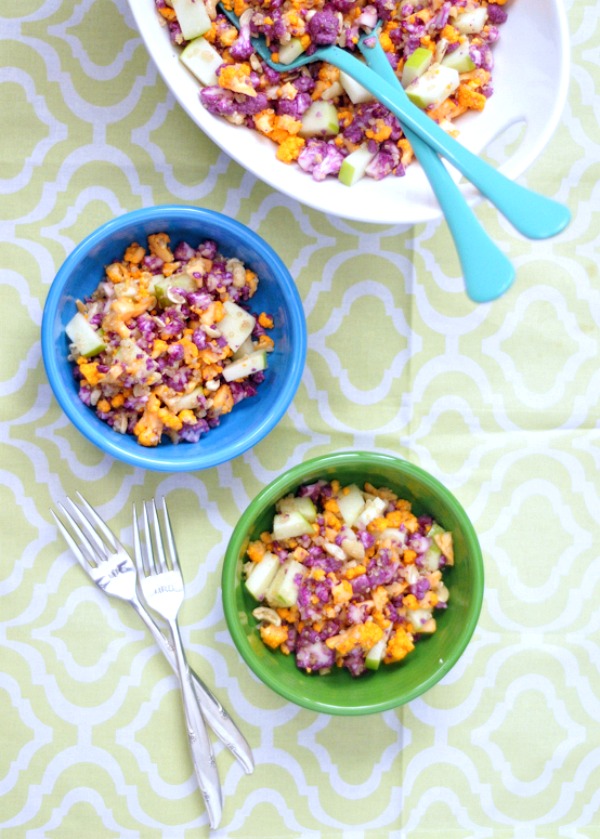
[222,450,484,715]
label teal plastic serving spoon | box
[357,32,514,303]
[218,7,571,242]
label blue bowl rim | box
[41,205,307,471]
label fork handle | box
[168,620,223,829]
[131,599,255,774]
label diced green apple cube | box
[441,41,476,73]
[232,336,255,359]
[180,36,224,86]
[452,6,488,34]
[421,523,445,571]
[266,558,307,608]
[336,483,366,527]
[218,300,256,353]
[172,0,212,41]
[222,350,267,382]
[65,312,106,358]
[338,144,376,187]
[160,385,205,413]
[422,541,442,571]
[152,273,197,307]
[405,63,460,109]
[339,69,375,105]
[276,495,317,522]
[401,46,433,88]
[354,495,388,530]
[379,527,407,547]
[245,551,281,601]
[365,629,391,671]
[407,608,435,632]
[299,101,339,137]
[272,511,315,541]
[278,37,306,65]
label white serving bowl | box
[127,0,569,225]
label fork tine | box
[63,497,110,562]
[52,505,97,569]
[146,499,169,573]
[76,492,120,551]
[160,497,180,573]
[132,504,147,577]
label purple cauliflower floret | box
[293,75,316,94]
[172,240,196,262]
[240,91,270,116]
[307,8,341,44]
[487,3,508,25]
[470,42,494,72]
[277,92,312,119]
[229,20,254,61]
[200,86,238,118]
[295,639,336,672]
[356,4,378,29]
[198,239,218,259]
[429,1,451,31]
[297,139,344,181]
[344,648,367,678]
[329,0,354,12]
[366,140,403,180]
[411,577,431,601]
[178,419,210,443]
[372,0,396,22]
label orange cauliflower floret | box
[343,564,366,580]
[211,383,234,415]
[233,0,249,16]
[326,622,384,657]
[156,404,183,432]
[384,627,415,664]
[259,624,289,649]
[133,394,164,447]
[178,409,197,425]
[403,594,419,610]
[403,549,417,565]
[456,83,487,111]
[218,64,257,97]
[332,579,353,605]
[258,312,274,329]
[254,110,276,135]
[78,360,104,386]
[365,120,393,143]
[440,24,461,43]
[275,114,302,135]
[276,135,305,163]
[246,540,267,563]
[372,586,389,613]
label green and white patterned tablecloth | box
[2,1,599,836]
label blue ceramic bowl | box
[41,206,307,472]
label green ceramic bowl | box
[222,451,484,715]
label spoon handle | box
[358,38,514,303]
[329,47,571,240]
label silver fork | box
[52,494,254,779]
[133,498,223,830]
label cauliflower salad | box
[65,232,274,447]
[244,478,453,677]
[157,0,509,183]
